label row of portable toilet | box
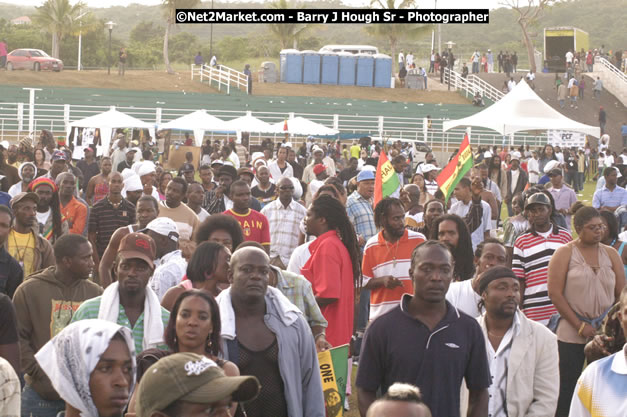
[280,49,392,88]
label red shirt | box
[301,230,355,347]
[223,209,270,246]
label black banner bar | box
[175,9,489,24]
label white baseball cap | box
[141,217,180,242]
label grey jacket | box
[477,312,559,417]
[217,286,325,417]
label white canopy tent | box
[443,79,601,138]
[270,116,339,136]
[158,110,234,146]
[223,114,276,133]
[68,108,155,154]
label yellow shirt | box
[350,144,361,159]
[8,230,36,277]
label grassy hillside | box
[0,0,623,68]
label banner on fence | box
[548,130,586,148]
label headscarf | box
[18,161,37,180]
[35,319,136,417]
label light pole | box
[76,10,87,71]
[105,21,116,75]
[209,0,214,61]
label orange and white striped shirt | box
[362,229,425,321]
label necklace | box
[488,331,505,338]
[11,230,32,266]
[384,236,400,267]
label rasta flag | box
[374,151,401,207]
[436,133,473,201]
[318,344,349,417]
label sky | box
[3,0,508,10]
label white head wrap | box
[123,175,144,194]
[137,161,157,177]
[18,161,37,180]
[35,319,136,417]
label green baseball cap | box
[135,353,260,417]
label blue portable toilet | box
[373,53,393,88]
[320,52,339,85]
[280,49,302,83]
[356,53,375,87]
[302,50,321,84]
[338,52,356,86]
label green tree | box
[162,0,200,74]
[130,21,163,44]
[32,0,86,58]
[364,0,432,64]
[266,0,313,49]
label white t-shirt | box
[565,51,574,63]
[398,52,404,63]
[287,240,314,275]
[445,279,482,317]
[36,209,51,228]
[449,199,492,251]
[527,158,540,183]
[510,169,520,194]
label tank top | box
[557,243,616,344]
[93,182,109,204]
[237,339,288,417]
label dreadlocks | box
[430,214,475,281]
[310,195,361,287]
[374,197,405,230]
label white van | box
[319,45,379,55]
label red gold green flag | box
[436,133,473,201]
[374,150,401,207]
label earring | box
[173,335,178,345]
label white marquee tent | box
[442,79,601,138]
[68,108,155,153]
[223,114,276,133]
[158,110,234,146]
[271,116,339,136]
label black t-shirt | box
[356,295,491,417]
[0,294,18,345]
[339,167,359,184]
[0,247,23,299]
[567,156,578,172]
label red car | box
[6,49,63,72]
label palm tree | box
[364,0,433,66]
[32,0,86,58]
[162,0,200,74]
[267,0,313,49]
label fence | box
[0,101,549,155]
[191,64,249,94]
[442,68,504,104]
[593,56,627,106]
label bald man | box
[216,246,325,417]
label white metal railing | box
[0,102,549,155]
[468,74,505,102]
[191,64,249,95]
[442,69,505,104]
[592,56,627,106]
[594,56,627,84]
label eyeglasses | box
[584,224,606,232]
[279,186,294,190]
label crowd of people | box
[0,128,626,417]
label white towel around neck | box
[97,282,165,350]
